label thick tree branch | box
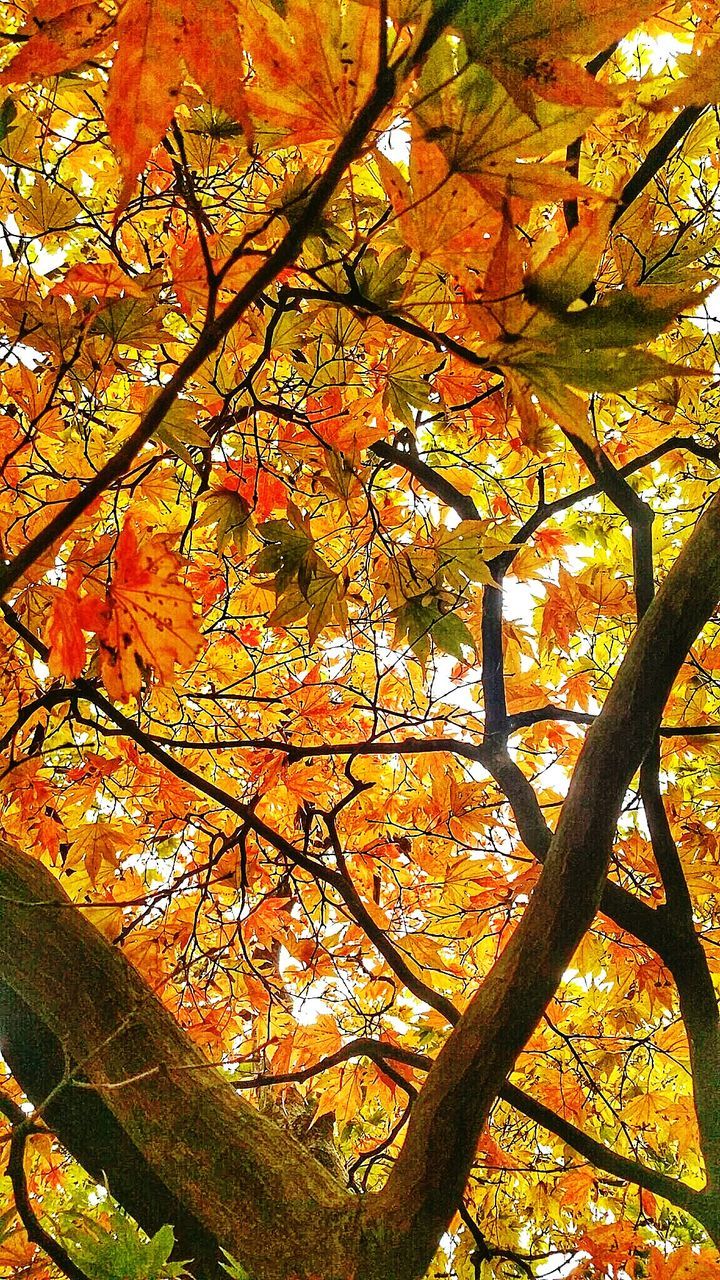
[561,431,720,1193]
[0,843,359,1280]
[506,706,720,736]
[364,490,720,1277]
[296,412,720,1205]
[371,439,482,520]
[0,984,222,1279]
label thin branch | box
[222,1037,713,1232]
[611,105,706,228]
[371,438,481,520]
[500,1082,711,1225]
[235,1037,422,1099]
[1,1093,93,1280]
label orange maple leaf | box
[45,574,104,681]
[649,1246,720,1279]
[45,584,88,681]
[106,0,254,208]
[0,0,115,81]
[1,0,253,209]
[97,520,204,701]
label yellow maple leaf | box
[69,820,134,886]
[658,38,720,111]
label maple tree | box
[2,1,720,1278]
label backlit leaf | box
[97,520,204,701]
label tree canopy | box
[2,2,720,1279]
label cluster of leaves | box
[63,1214,186,1280]
[1,0,720,1277]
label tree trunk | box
[0,841,359,1280]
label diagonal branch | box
[611,105,706,228]
[499,1082,711,1225]
[226,1037,716,1231]
[0,841,358,1280]
[0,983,222,1278]
[562,427,720,1193]
[365,489,720,1279]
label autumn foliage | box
[2,1,720,1279]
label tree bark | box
[0,843,358,1280]
[0,982,222,1278]
[363,490,720,1279]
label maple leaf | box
[245,0,380,146]
[45,584,88,681]
[412,52,601,212]
[0,0,116,81]
[45,574,106,681]
[2,0,253,209]
[459,0,663,115]
[523,204,616,311]
[107,0,254,207]
[195,488,254,555]
[50,260,146,304]
[657,38,720,111]
[648,1248,720,1279]
[254,506,349,643]
[394,596,475,666]
[469,215,708,441]
[96,519,204,701]
[69,819,133,885]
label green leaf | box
[271,305,318,351]
[196,489,254,554]
[0,97,16,142]
[155,402,212,469]
[544,346,701,393]
[268,565,348,644]
[254,506,348,641]
[394,597,475,664]
[90,296,167,348]
[254,512,315,594]
[220,1249,254,1280]
[145,1225,177,1273]
[458,0,662,61]
[434,523,499,588]
[356,247,409,308]
[383,342,439,428]
[430,611,476,662]
[64,1212,187,1280]
[549,286,702,350]
[524,205,614,311]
